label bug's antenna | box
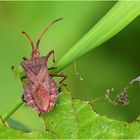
[22,31,35,51]
[36,17,63,49]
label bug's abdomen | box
[49,78,58,111]
[33,78,58,112]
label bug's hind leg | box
[49,73,67,86]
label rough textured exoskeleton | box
[21,18,66,113]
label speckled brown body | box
[21,54,58,113]
[20,18,66,113]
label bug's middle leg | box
[49,73,69,91]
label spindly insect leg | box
[49,73,67,85]
[45,50,55,63]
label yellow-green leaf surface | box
[42,87,140,139]
[1,87,140,139]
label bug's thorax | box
[21,49,48,76]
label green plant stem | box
[1,99,24,121]
[52,1,140,73]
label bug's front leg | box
[45,50,55,63]
[46,50,57,70]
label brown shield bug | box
[21,18,66,113]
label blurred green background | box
[0,1,140,131]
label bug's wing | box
[23,86,41,112]
[33,86,51,112]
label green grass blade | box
[53,1,140,73]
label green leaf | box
[24,130,55,139]
[1,87,140,138]
[53,1,140,73]
[42,87,140,139]
[128,122,140,139]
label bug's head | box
[22,17,63,59]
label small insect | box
[21,18,66,113]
